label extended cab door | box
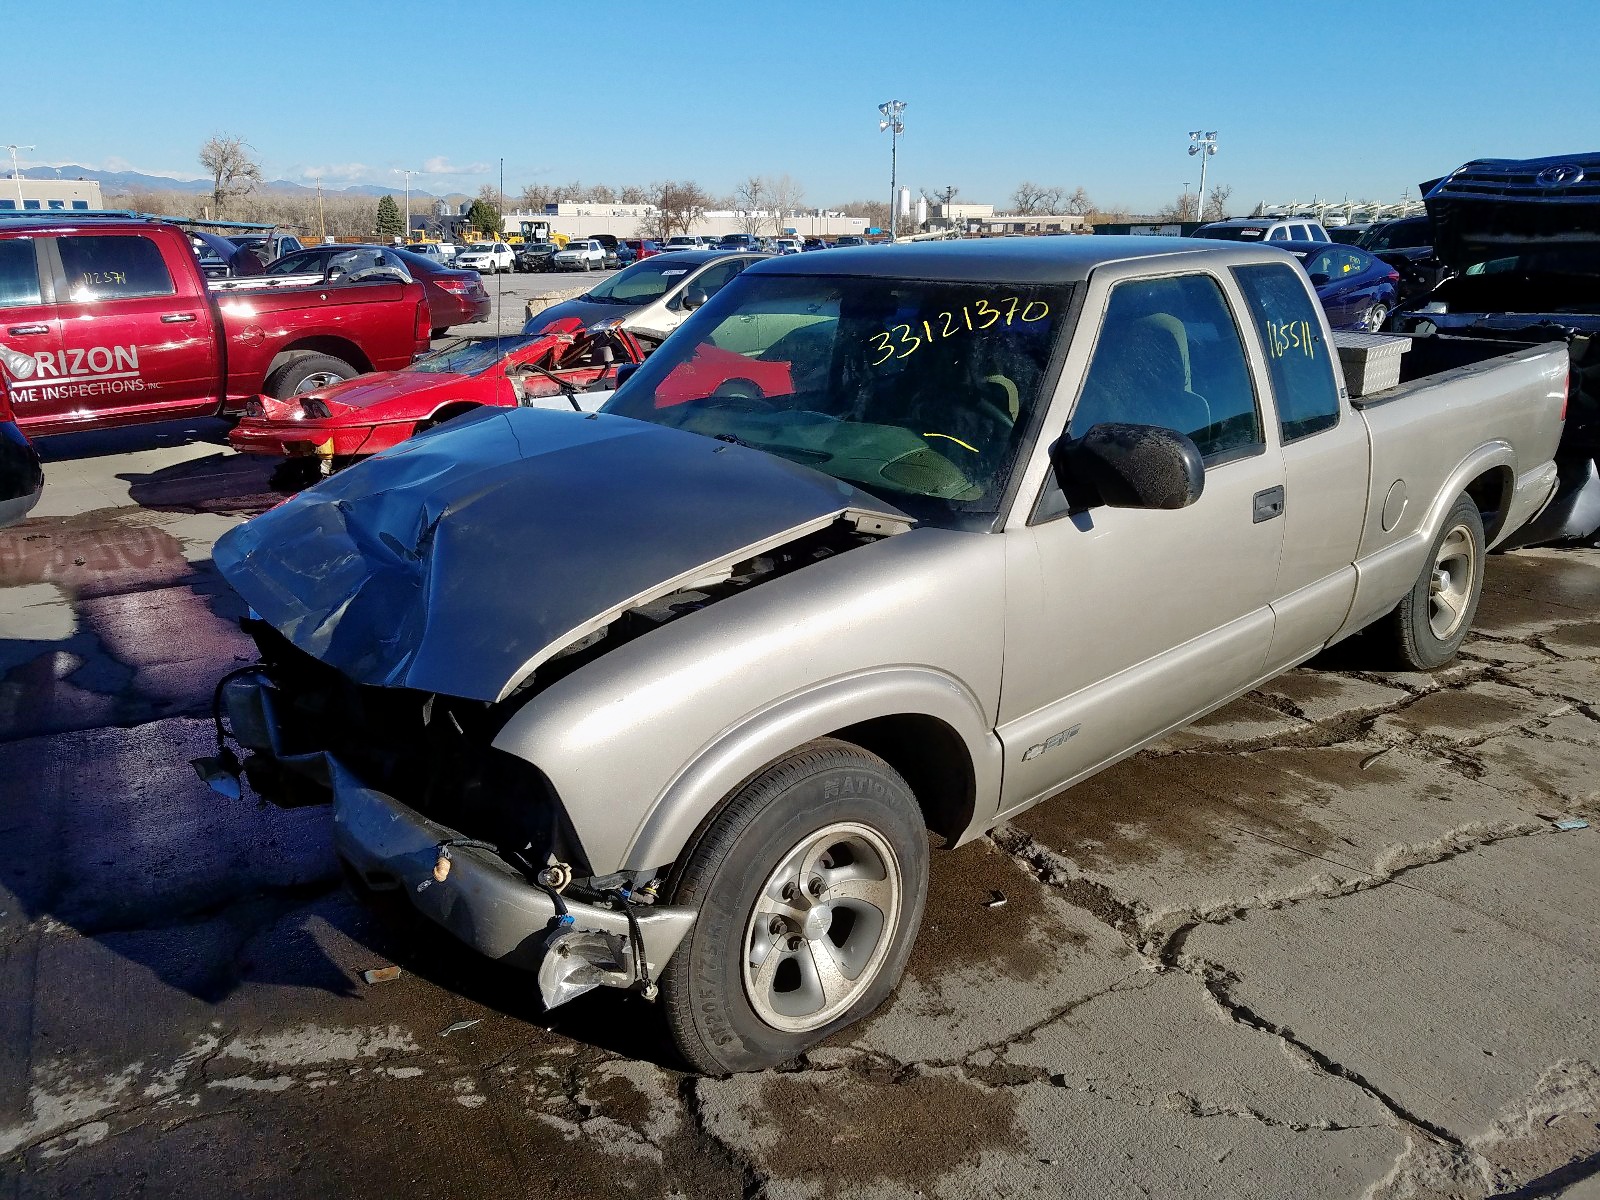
[996,266,1287,816]
[0,235,65,429]
[41,229,219,425]
[1231,261,1369,668]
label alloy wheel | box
[741,821,902,1033]
[1429,523,1477,640]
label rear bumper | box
[0,421,43,528]
[1502,454,1600,549]
[228,417,413,459]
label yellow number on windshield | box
[973,300,1000,329]
[892,323,922,358]
[868,331,896,366]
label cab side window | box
[689,259,745,299]
[0,240,41,308]
[1233,262,1341,443]
[57,235,175,302]
[1069,274,1262,462]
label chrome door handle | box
[7,324,48,335]
[161,313,197,324]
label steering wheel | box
[709,378,775,410]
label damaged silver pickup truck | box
[209,237,1567,1073]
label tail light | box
[415,297,431,345]
[1385,270,1400,283]
[435,277,474,294]
[1560,371,1569,423]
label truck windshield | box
[603,273,1072,529]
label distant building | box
[0,177,104,212]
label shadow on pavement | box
[32,415,236,463]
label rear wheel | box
[1380,495,1485,669]
[660,738,929,1075]
[263,353,359,399]
[1365,301,1390,332]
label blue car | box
[1288,242,1400,332]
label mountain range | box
[17,165,460,201]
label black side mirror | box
[613,362,639,390]
[1051,423,1205,511]
[681,288,709,311]
[1309,272,1331,287]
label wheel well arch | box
[267,336,373,377]
[828,713,977,847]
[423,400,483,427]
[1463,465,1515,543]
[609,670,1003,874]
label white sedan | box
[553,239,607,271]
[456,242,515,273]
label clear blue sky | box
[9,0,1596,212]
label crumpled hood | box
[1425,152,1600,272]
[215,408,910,702]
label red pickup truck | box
[0,216,431,437]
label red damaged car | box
[228,321,643,470]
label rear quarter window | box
[57,234,176,302]
[1232,262,1341,442]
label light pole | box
[393,168,418,242]
[1182,181,1192,219]
[877,100,906,240]
[6,144,35,208]
[1188,131,1217,221]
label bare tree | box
[1156,190,1199,221]
[199,134,262,215]
[618,184,648,204]
[642,180,711,241]
[733,176,768,235]
[1064,187,1093,216]
[519,182,555,210]
[1202,183,1234,222]
[476,183,507,210]
[766,173,805,234]
[835,199,891,230]
[1010,181,1048,215]
[584,183,617,204]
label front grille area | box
[242,618,591,875]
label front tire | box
[661,738,929,1075]
[1380,495,1485,669]
[1365,301,1390,332]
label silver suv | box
[1191,216,1330,243]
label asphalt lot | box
[0,417,1597,1199]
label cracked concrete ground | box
[2,420,1597,1199]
